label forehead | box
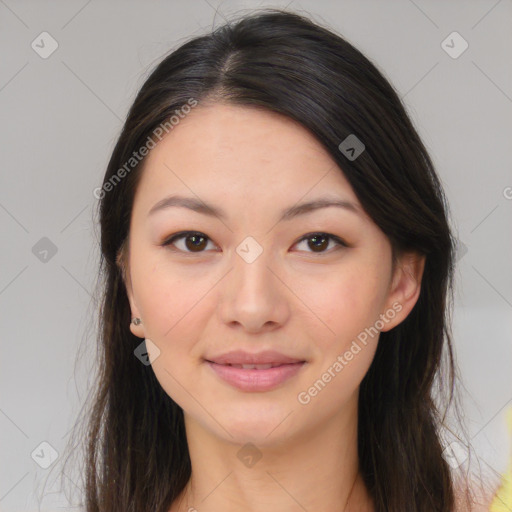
[133,102,360,211]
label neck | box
[170,391,374,512]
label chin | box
[209,401,300,445]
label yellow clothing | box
[490,407,512,511]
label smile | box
[205,361,306,392]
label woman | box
[65,8,494,511]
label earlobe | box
[381,251,426,332]
[129,317,145,338]
[127,297,145,339]
[126,285,145,339]
[117,242,145,339]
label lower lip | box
[206,361,306,392]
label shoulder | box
[453,474,501,512]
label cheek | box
[131,256,213,347]
[132,260,215,407]
[300,261,389,352]
[293,267,386,413]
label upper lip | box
[205,350,305,365]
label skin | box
[120,102,425,512]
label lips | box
[224,363,281,370]
[205,349,305,366]
[204,350,306,392]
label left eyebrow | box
[147,194,362,222]
[279,197,362,221]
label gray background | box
[1,0,511,510]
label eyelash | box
[161,231,348,255]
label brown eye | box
[184,233,208,251]
[162,231,214,253]
[294,232,347,254]
[307,234,329,252]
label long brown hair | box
[56,8,479,511]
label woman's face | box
[123,102,423,445]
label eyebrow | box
[148,194,362,222]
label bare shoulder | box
[453,474,501,512]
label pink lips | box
[205,350,306,392]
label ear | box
[116,242,145,339]
[380,251,426,332]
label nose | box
[217,243,291,334]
